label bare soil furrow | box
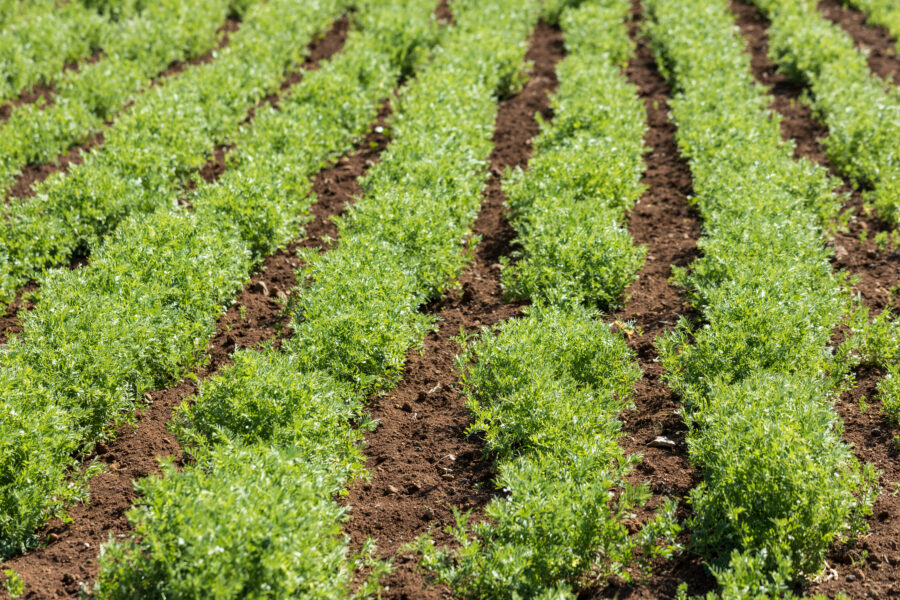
[341,21,564,600]
[730,2,900,597]
[818,0,900,84]
[593,2,711,598]
[0,23,377,600]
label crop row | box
[92,1,544,597]
[0,0,118,103]
[0,0,383,557]
[0,0,242,195]
[416,2,679,598]
[748,0,900,224]
[0,0,345,304]
[645,0,877,595]
[842,0,900,50]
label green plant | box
[0,0,244,197]
[645,0,876,593]
[94,0,541,595]
[0,0,425,555]
[751,0,900,224]
[0,0,348,303]
[1,569,23,599]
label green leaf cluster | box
[750,0,900,224]
[421,2,679,597]
[502,0,646,310]
[422,306,678,599]
[0,0,421,557]
[645,0,876,594]
[0,0,111,102]
[0,0,242,194]
[93,0,541,595]
[0,0,349,303]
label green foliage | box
[0,0,427,556]
[421,3,681,597]
[750,0,900,223]
[0,0,235,195]
[0,0,347,303]
[645,0,875,593]
[1,569,24,599]
[688,375,874,582]
[842,307,900,425]
[94,0,540,596]
[501,0,646,310]
[422,306,679,598]
[96,448,359,600]
[0,0,110,102]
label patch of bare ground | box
[730,2,900,597]
[341,21,564,600]
[0,22,382,600]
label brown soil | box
[434,0,453,25]
[731,2,900,598]
[4,132,105,202]
[341,21,564,600]
[818,0,900,85]
[0,283,37,344]
[590,2,710,598]
[0,83,56,124]
[0,22,378,600]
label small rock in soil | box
[648,435,677,449]
[386,485,400,495]
[250,280,269,296]
[834,244,849,261]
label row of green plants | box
[0,0,346,304]
[416,1,679,598]
[0,0,392,558]
[842,0,900,52]
[91,1,546,597]
[748,0,900,224]
[0,0,117,103]
[644,0,878,596]
[0,0,243,195]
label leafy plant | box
[645,0,877,593]
[94,0,542,595]
[751,0,900,224]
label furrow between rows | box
[730,2,900,597]
[818,0,900,83]
[340,19,564,600]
